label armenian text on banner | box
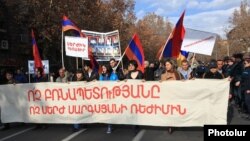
[65,36,88,58]
[0,79,229,127]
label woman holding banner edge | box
[99,64,114,134]
[160,58,184,134]
[125,60,144,134]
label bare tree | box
[134,13,172,61]
[4,0,136,69]
[227,0,250,55]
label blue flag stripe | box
[129,39,143,65]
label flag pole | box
[61,30,65,68]
[114,34,136,70]
[115,46,129,70]
[28,72,30,83]
[159,32,173,60]
[117,30,124,71]
[191,53,196,68]
[76,57,78,70]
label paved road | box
[1,106,250,141]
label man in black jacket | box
[237,55,250,120]
[144,60,154,81]
[203,60,224,79]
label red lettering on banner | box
[45,89,54,101]
[68,105,82,114]
[29,106,40,115]
[93,87,101,99]
[139,85,150,98]
[74,104,128,114]
[67,42,86,48]
[130,85,140,98]
[27,89,41,101]
[151,85,160,98]
[76,88,85,99]
[27,84,161,102]
[122,85,130,98]
[84,88,93,100]
[28,90,34,101]
[41,106,65,115]
[120,85,160,99]
[112,86,121,98]
[56,88,68,100]
[130,104,187,115]
[66,88,77,101]
[170,105,187,115]
[101,87,110,99]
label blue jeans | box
[73,124,80,129]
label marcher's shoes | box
[240,113,249,119]
[168,127,173,134]
[33,125,42,130]
[106,127,112,134]
[134,125,140,135]
[244,115,250,120]
[72,128,80,132]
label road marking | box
[0,127,35,141]
[132,129,146,141]
[61,129,87,141]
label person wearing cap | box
[203,60,224,79]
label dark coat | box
[126,70,144,80]
[241,67,250,92]
[144,67,154,81]
[203,71,224,79]
[84,71,99,82]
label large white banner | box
[28,60,49,74]
[181,28,217,55]
[0,79,229,127]
[65,36,88,58]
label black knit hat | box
[209,61,217,69]
[233,53,243,59]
